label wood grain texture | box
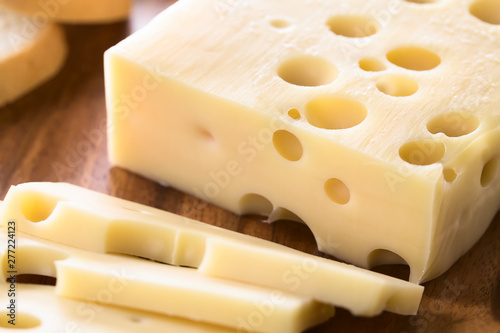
[0,1,499,332]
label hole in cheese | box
[305,96,367,130]
[0,312,41,328]
[1,246,68,282]
[443,168,458,182]
[368,249,408,267]
[470,0,500,25]
[277,55,338,87]
[399,140,445,165]
[273,130,303,162]
[326,15,380,38]
[268,17,292,29]
[287,108,301,119]
[359,58,386,72]
[15,274,57,286]
[481,158,499,187]
[324,178,350,205]
[239,193,273,217]
[387,46,441,71]
[20,192,61,223]
[376,74,419,97]
[427,112,480,137]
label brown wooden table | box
[1,1,499,332]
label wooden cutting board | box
[0,1,499,331]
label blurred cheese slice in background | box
[0,6,66,107]
[105,0,500,283]
[0,0,132,24]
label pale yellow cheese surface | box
[0,6,67,106]
[105,0,500,283]
[0,231,334,333]
[0,0,132,23]
[0,182,423,316]
[0,284,234,332]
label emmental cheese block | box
[0,284,235,332]
[0,232,334,333]
[0,182,423,316]
[0,6,67,107]
[104,0,500,283]
[0,0,132,24]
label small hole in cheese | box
[0,312,41,328]
[239,193,273,217]
[327,15,380,38]
[443,168,457,182]
[427,112,480,137]
[287,108,301,119]
[359,58,386,72]
[269,17,292,29]
[20,191,61,223]
[273,130,303,162]
[387,46,441,71]
[399,140,445,165]
[481,158,499,187]
[376,75,419,97]
[305,96,367,130]
[324,178,350,205]
[470,0,500,25]
[277,55,338,87]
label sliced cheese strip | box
[0,232,334,333]
[0,6,67,107]
[0,284,233,332]
[104,0,500,284]
[0,182,423,316]
[0,0,131,23]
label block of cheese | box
[0,232,334,333]
[0,6,67,107]
[104,0,500,283]
[0,284,234,332]
[0,0,131,23]
[0,182,423,316]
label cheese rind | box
[104,0,500,283]
[0,232,334,333]
[0,0,132,23]
[0,182,423,316]
[0,6,67,106]
[0,284,234,332]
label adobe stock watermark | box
[8,0,72,51]
[237,257,319,332]
[192,110,293,201]
[213,0,245,17]
[338,0,404,61]
[54,268,131,333]
[402,278,468,333]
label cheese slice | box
[104,0,500,283]
[0,232,334,333]
[0,0,131,23]
[0,182,423,316]
[0,6,67,107]
[0,284,234,332]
